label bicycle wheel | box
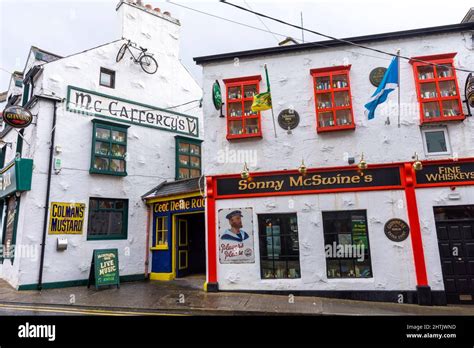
[116,44,128,62]
[139,54,158,74]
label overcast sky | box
[0,0,472,91]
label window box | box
[311,66,355,133]
[175,136,202,180]
[410,53,465,124]
[90,120,128,176]
[223,75,263,140]
[87,198,128,240]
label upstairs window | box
[99,67,115,88]
[311,65,355,133]
[175,136,202,180]
[224,75,262,140]
[90,120,128,176]
[410,53,464,124]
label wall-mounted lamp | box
[241,162,250,181]
[357,152,368,175]
[298,159,307,176]
[412,152,423,171]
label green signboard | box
[88,249,120,289]
[0,158,33,199]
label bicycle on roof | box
[116,39,158,75]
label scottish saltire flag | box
[365,57,399,120]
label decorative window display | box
[322,210,372,278]
[87,198,128,240]
[90,120,128,176]
[410,53,464,124]
[224,75,262,139]
[175,136,202,180]
[257,213,300,279]
[310,66,355,132]
[218,208,255,264]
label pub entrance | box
[434,205,474,304]
[175,212,206,278]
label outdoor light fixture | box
[241,162,250,180]
[357,153,368,172]
[298,159,308,176]
[412,152,423,171]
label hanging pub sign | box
[466,73,474,114]
[212,80,223,110]
[216,166,402,197]
[2,106,33,128]
[384,218,410,242]
[415,162,474,186]
[369,67,387,87]
[88,249,120,290]
[0,158,33,199]
[66,86,199,137]
[218,208,255,264]
[48,202,86,235]
[278,108,300,130]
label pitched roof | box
[142,177,202,200]
[194,22,474,64]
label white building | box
[195,12,474,305]
[0,0,202,290]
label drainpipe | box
[37,95,61,290]
[144,203,151,278]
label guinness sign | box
[2,106,33,128]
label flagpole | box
[397,49,401,128]
[265,64,278,138]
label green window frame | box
[87,198,128,240]
[90,119,128,176]
[22,82,30,106]
[175,136,202,180]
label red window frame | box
[310,65,355,133]
[223,75,262,140]
[410,53,464,124]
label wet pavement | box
[0,275,473,315]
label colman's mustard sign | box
[48,202,86,234]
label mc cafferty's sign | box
[66,86,199,137]
[416,162,474,186]
[154,196,205,213]
[48,202,86,234]
[216,167,402,197]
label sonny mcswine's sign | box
[66,86,199,137]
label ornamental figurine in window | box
[221,210,249,242]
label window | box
[154,216,168,249]
[90,120,128,176]
[2,196,17,260]
[322,210,372,278]
[99,67,115,88]
[410,53,464,124]
[311,65,355,132]
[422,127,451,156]
[87,198,128,240]
[224,75,262,140]
[22,82,30,106]
[175,136,202,180]
[258,213,300,279]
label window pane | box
[96,127,110,141]
[425,131,447,153]
[332,74,348,88]
[100,72,112,86]
[420,82,438,99]
[335,109,352,126]
[227,86,241,100]
[190,169,200,178]
[327,260,341,278]
[441,100,461,117]
[316,92,332,109]
[179,154,190,167]
[228,120,243,135]
[315,76,330,91]
[111,144,125,157]
[189,156,200,168]
[178,142,190,153]
[318,111,334,128]
[245,118,259,134]
[438,80,457,98]
[95,141,110,156]
[334,91,350,107]
[421,101,440,119]
[179,167,190,179]
[88,199,127,239]
[437,63,453,78]
[112,130,126,142]
[110,159,125,172]
[243,100,257,116]
[243,85,257,98]
[99,200,114,209]
[94,157,109,171]
[228,102,242,117]
[189,144,200,155]
[417,65,435,80]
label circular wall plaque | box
[384,218,410,242]
[369,67,387,87]
[278,109,300,130]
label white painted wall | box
[215,190,417,291]
[0,0,202,288]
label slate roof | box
[142,177,202,200]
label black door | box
[434,205,474,304]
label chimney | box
[116,0,181,58]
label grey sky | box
[0,0,472,91]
